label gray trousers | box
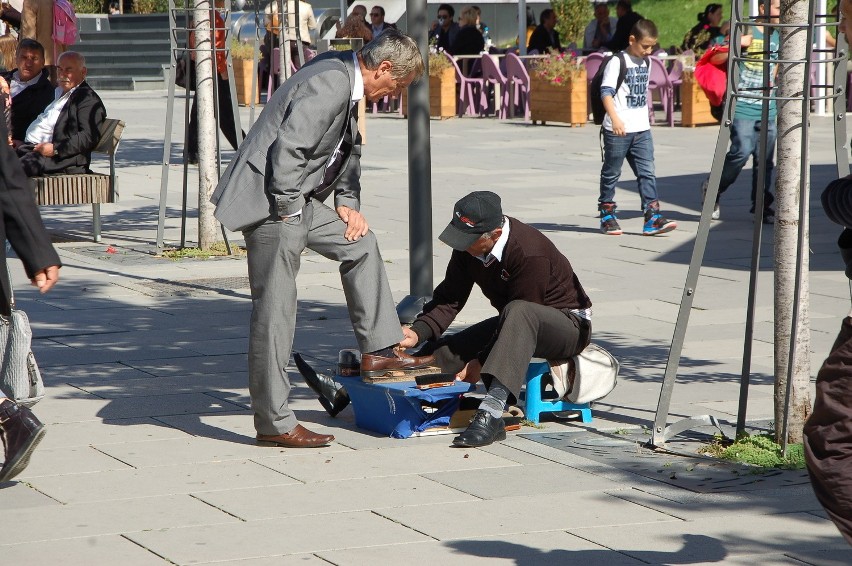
[243,200,403,435]
[418,300,591,398]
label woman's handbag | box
[548,343,619,405]
[0,268,44,407]
[175,55,196,90]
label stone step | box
[87,74,166,91]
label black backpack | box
[590,52,629,125]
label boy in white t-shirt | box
[598,19,676,236]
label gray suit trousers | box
[418,300,591,398]
[244,200,403,435]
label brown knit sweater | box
[412,217,592,342]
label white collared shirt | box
[475,217,510,266]
[25,86,77,144]
[10,71,42,98]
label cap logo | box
[456,211,475,227]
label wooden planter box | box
[232,58,259,106]
[681,72,717,127]
[529,70,587,127]
[401,67,456,119]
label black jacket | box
[527,25,561,54]
[822,176,852,279]
[451,25,485,56]
[1,68,54,142]
[0,118,61,315]
[40,81,106,174]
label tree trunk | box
[773,0,811,444]
[194,1,219,250]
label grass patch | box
[700,433,806,469]
[521,419,545,429]
[633,0,725,51]
[159,242,245,260]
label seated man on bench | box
[1,39,54,144]
[399,191,593,448]
[17,51,106,177]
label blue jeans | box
[599,129,658,210]
[718,118,776,211]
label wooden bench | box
[30,118,125,242]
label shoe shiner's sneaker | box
[700,178,721,220]
[762,208,775,225]
[643,207,677,236]
[598,202,622,235]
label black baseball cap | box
[438,191,503,251]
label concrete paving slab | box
[125,353,249,376]
[786,548,852,565]
[92,435,332,468]
[0,494,237,545]
[72,372,249,398]
[18,444,134,479]
[126,511,429,564]
[378,491,676,540]
[253,443,521,482]
[194,474,477,520]
[317,531,646,565]
[568,512,849,562]
[211,556,330,565]
[36,391,245,423]
[423,462,623,499]
[0,482,64,510]
[30,459,297,504]
[34,418,189,450]
[679,554,821,566]
[0,535,170,565]
[608,485,824,520]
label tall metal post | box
[397,0,433,323]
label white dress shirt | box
[25,86,76,144]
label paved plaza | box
[2,90,852,564]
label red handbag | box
[693,45,729,107]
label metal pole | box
[518,0,527,55]
[397,0,433,324]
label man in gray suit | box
[211,29,431,448]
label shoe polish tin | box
[338,349,361,376]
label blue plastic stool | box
[523,360,592,424]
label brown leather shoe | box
[256,424,334,448]
[361,349,437,378]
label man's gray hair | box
[359,28,424,80]
[57,50,86,68]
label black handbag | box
[175,55,196,90]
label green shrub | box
[132,0,168,14]
[73,0,106,14]
[551,0,592,48]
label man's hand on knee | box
[336,205,369,241]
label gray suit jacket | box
[211,50,361,232]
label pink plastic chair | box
[481,53,510,119]
[444,51,485,117]
[647,55,674,127]
[584,51,606,83]
[505,52,530,121]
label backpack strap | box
[614,51,627,93]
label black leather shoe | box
[293,352,350,417]
[0,399,46,482]
[452,410,506,448]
